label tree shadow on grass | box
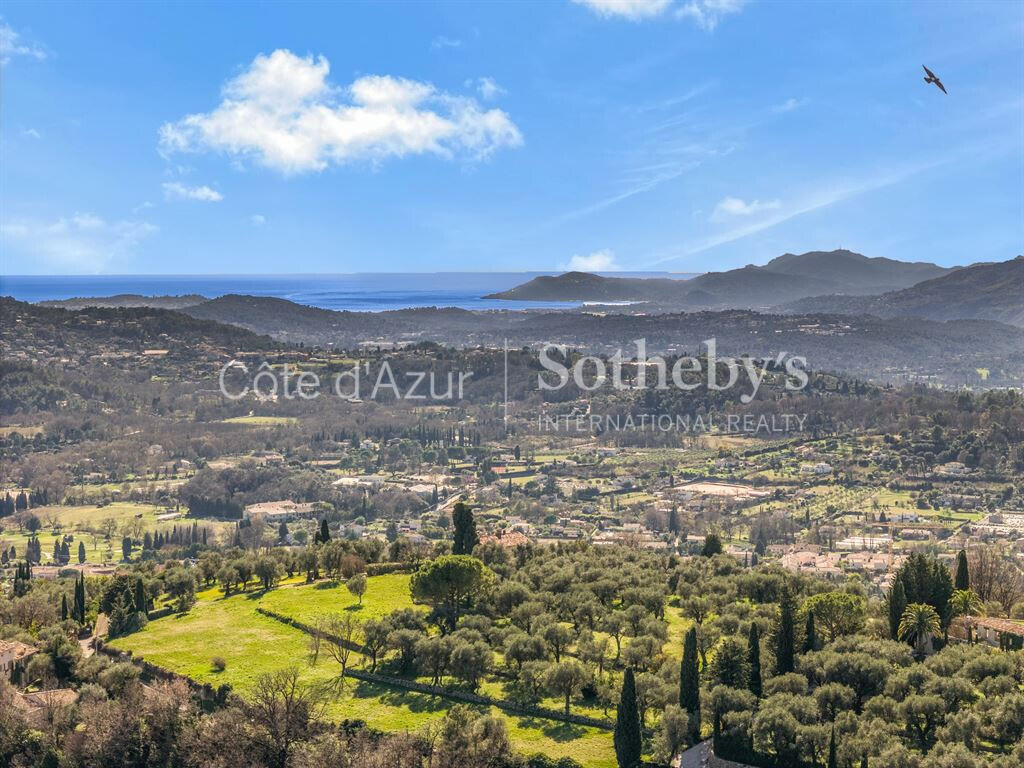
[343,603,364,613]
[514,716,586,742]
[359,684,449,714]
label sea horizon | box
[0,271,698,312]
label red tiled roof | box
[972,617,1024,636]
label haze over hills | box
[39,294,208,310]
[486,249,954,308]
[781,256,1024,327]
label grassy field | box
[259,573,417,623]
[0,503,235,564]
[111,577,616,766]
[221,416,299,426]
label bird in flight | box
[922,65,947,94]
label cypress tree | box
[319,519,331,543]
[74,573,86,623]
[135,578,148,617]
[679,626,700,742]
[747,623,762,697]
[614,667,642,768]
[61,593,68,621]
[887,580,907,640]
[804,609,817,653]
[954,549,969,591]
[827,726,837,768]
[452,502,478,555]
[775,585,796,674]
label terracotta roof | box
[0,640,38,662]
[972,617,1024,636]
[12,689,78,726]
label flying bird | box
[922,65,947,94]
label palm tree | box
[898,603,941,656]
[950,589,981,619]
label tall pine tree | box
[679,626,700,742]
[774,585,796,674]
[614,667,642,768]
[827,726,838,768]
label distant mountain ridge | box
[781,256,1024,327]
[486,249,954,308]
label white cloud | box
[573,0,745,27]
[0,21,47,65]
[572,0,672,20]
[773,97,808,114]
[565,249,619,271]
[1,213,156,272]
[710,196,781,221]
[675,0,746,30]
[470,76,505,101]
[250,214,266,226]
[430,35,462,50]
[162,182,223,202]
[21,127,41,139]
[159,49,523,175]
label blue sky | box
[1,0,1021,275]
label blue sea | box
[0,272,693,312]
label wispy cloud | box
[1,213,156,272]
[572,0,672,21]
[557,162,699,222]
[162,182,223,202]
[772,97,808,114]
[573,0,745,28]
[430,35,462,50]
[467,76,505,101]
[250,214,266,226]
[160,49,523,174]
[648,158,948,265]
[557,134,729,223]
[564,248,619,271]
[0,21,47,65]
[675,0,747,31]
[710,196,781,221]
[21,127,41,139]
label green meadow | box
[111,576,616,767]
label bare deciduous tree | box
[323,613,360,687]
[968,545,1024,613]
[247,667,326,768]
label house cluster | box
[778,546,905,589]
[972,511,1024,539]
[800,462,834,475]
